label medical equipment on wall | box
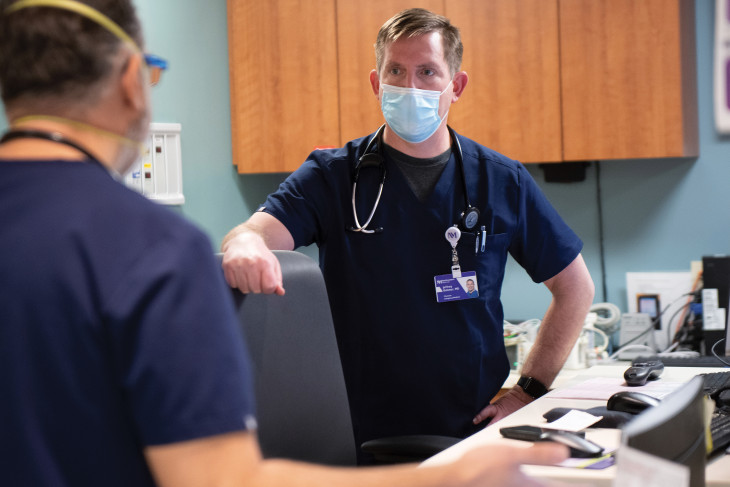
[123,123,184,205]
[347,124,481,234]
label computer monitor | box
[621,375,707,487]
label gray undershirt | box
[383,144,451,203]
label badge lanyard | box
[434,226,479,303]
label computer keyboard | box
[629,359,730,456]
[709,411,730,457]
[633,355,730,368]
[701,371,730,398]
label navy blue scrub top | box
[262,129,583,448]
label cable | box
[663,301,694,345]
[589,302,621,336]
[711,338,730,366]
[583,325,610,354]
[608,344,657,361]
[594,162,608,303]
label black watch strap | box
[517,376,548,399]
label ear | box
[120,52,147,113]
[450,71,468,103]
[369,69,380,97]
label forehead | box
[381,31,447,68]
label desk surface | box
[423,364,730,487]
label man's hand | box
[220,213,295,295]
[221,231,285,295]
[472,386,533,426]
[453,443,569,487]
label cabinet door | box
[446,0,563,163]
[559,0,698,160]
[336,0,445,144]
[228,0,340,173]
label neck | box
[382,121,451,158]
[0,115,136,172]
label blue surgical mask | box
[380,81,452,144]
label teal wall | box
[2,1,729,321]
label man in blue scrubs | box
[222,9,594,461]
[0,0,570,484]
[222,8,594,463]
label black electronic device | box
[718,389,730,409]
[607,391,660,415]
[499,425,604,458]
[624,360,664,386]
[700,371,730,399]
[621,375,707,487]
[634,354,729,368]
[702,255,730,355]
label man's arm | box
[474,254,595,425]
[220,212,295,295]
[145,429,569,487]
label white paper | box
[613,445,689,487]
[539,409,603,432]
[547,377,684,401]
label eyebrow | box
[384,61,442,73]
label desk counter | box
[424,364,730,487]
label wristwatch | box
[517,376,548,399]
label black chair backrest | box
[218,250,356,466]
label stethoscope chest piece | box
[460,206,481,232]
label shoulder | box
[57,164,212,261]
[283,132,377,188]
[301,132,375,170]
[453,131,528,182]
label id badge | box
[434,270,479,303]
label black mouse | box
[541,430,605,458]
[606,391,660,415]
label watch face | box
[518,376,547,398]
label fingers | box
[221,250,285,295]
[459,443,569,487]
[516,443,570,466]
[472,405,494,425]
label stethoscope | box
[347,124,481,234]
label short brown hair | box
[375,8,463,77]
[0,0,142,106]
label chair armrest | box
[360,435,461,464]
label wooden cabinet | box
[228,0,698,173]
[446,0,563,163]
[227,0,339,173]
[448,0,697,162]
[559,0,698,160]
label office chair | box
[220,250,460,465]
[221,250,356,466]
